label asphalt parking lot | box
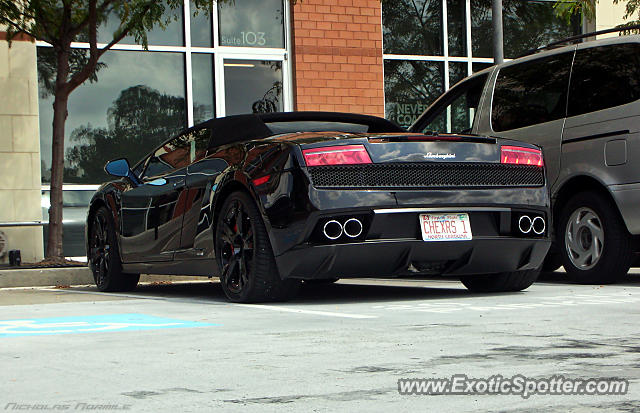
[2,272,640,412]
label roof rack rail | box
[518,24,640,57]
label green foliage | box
[0,1,216,47]
[554,0,640,32]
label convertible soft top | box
[203,111,406,149]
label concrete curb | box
[0,267,210,288]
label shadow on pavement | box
[77,277,529,305]
[537,270,640,286]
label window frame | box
[410,71,490,134]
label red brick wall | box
[291,0,384,117]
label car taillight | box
[302,145,372,166]
[501,146,544,167]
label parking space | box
[2,274,640,412]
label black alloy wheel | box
[89,206,140,292]
[215,191,300,302]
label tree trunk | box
[46,47,71,259]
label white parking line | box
[39,288,377,319]
[236,303,377,319]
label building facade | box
[0,0,630,262]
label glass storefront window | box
[473,62,493,73]
[471,0,581,58]
[224,59,283,115]
[383,0,443,56]
[190,0,213,47]
[98,3,184,46]
[447,0,466,57]
[218,0,284,48]
[192,54,215,124]
[384,60,444,128]
[449,62,468,88]
[37,50,186,184]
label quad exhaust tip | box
[322,218,363,240]
[343,218,363,238]
[518,215,545,235]
[323,220,343,240]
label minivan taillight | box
[302,145,372,166]
[501,146,543,167]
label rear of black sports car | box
[253,130,551,291]
[88,112,550,302]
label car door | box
[173,126,229,260]
[561,42,640,188]
[119,133,192,263]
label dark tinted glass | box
[98,2,184,46]
[449,62,469,87]
[568,44,640,117]
[37,49,186,184]
[145,134,193,179]
[420,73,488,134]
[471,0,580,58]
[384,60,444,128]
[218,0,284,48]
[473,62,493,73]
[192,54,215,124]
[491,52,573,132]
[447,0,466,56]
[190,0,213,47]
[224,60,283,115]
[383,0,443,56]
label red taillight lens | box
[501,146,544,167]
[252,175,270,186]
[302,145,372,166]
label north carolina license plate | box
[419,213,472,241]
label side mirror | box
[104,158,131,177]
[104,158,141,185]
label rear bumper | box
[275,237,551,279]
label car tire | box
[460,269,540,292]
[89,206,140,292]
[215,191,300,303]
[558,191,633,284]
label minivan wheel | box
[460,269,540,292]
[89,206,140,292]
[558,191,633,283]
[215,191,300,303]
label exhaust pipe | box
[532,216,546,235]
[518,215,532,234]
[343,218,363,238]
[323,220,343,240]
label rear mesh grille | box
[308,163,544,189]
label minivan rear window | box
[491,52,573,132]
[568,43,640,117]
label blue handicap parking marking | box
[0,313,218,337]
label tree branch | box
[65,1,154,93]
[69,0,117,37]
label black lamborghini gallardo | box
[87,112,551,302]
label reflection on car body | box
[87,112,551,302]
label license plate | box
[419,213,472,241]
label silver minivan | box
[411,34,640,283]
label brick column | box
[291,0,384,116]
